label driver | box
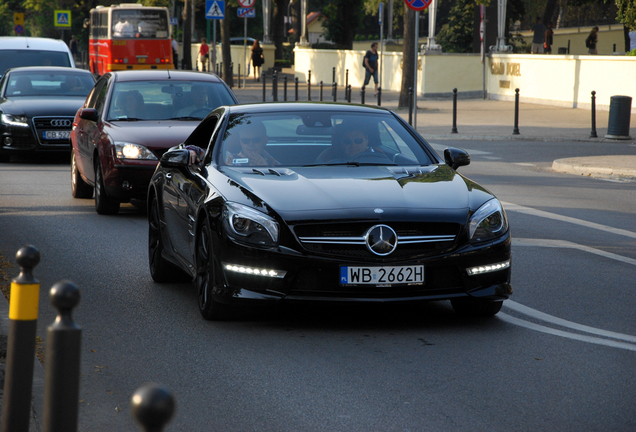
[175,85,209,117]
[225,120,279,166]
[341,129,370,159]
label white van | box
[0,37,76,78]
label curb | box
[552,156,636,178]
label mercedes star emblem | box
[365,224,398,256]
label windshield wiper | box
[111,117,143,121]
[168,116,202,121]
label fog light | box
[4,137,12,146]
[223,263,286,279]
[466,260,510,276]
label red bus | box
[88,4,173,75]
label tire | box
[94,160,120,215]
[71,151,93,198]
[196,215,233,320]
[450,298,503,317]
[148,195,187,283]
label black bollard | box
[377,87,382,106]
[283,76,288,101]
[262,72,266,102]
[272,71,278,102]
[408,87,414,126]
[452,88,458,133]
[295,77,299,101]
[2,246,41,432]
[307,70,311,101]
[613,43,616,53]
[43,281,81,432]
[319,81,323,101]
[347,85,352,103]
[590,91,598,138]
[220,62,223,79]
[230,62,234,88]
[332,66,336,83]
[345,69,349,100]
[132,384,176,432]
[361,86,366,105]
[333,82,337,102]
[513,88,520,135]
[237,63,241,88]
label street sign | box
[237,8,255,18]
[206,0,225,20]
[378,3,383,24]
[237,0,255,7]
[15,25,24,34]
[54,10,71,28]
[170,17,178,26]
[404,0,432,11]
[14,13,24,26]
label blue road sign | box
[206,0,225,19]
[237,7,255,18]
[170,17,178,25]
[15,24,24,34]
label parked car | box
[147,103,512,320]
[70,69,238,215]
[0,66,95,162]
[0,37,76,78]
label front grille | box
[33,117,74,146]
[293,222,460,260]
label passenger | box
[175,85,209,117]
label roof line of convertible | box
[224,102,393,113]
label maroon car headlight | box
[114,142,158,160]
[222,202,279,247]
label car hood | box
[103,121,200,150]
[0,97,86,116]
[219,164,495,224]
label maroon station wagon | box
[70,70,238,215]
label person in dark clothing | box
[531,17,546,54]
[544,22,554,54]
[586,27,599,54]
[363,42,379,96]
[251,40,264,81]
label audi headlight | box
[114,142,158,160]
[1,114,29,127]
[222,202,279,247]
[468,199,508,242]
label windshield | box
[219,111,435,167]
[107,80,236,121]
[112,9,169,39]
[0,50,72,77]
[5,71,94,97]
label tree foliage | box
[322,0,365,48]
[436,0,474,53]
[611,0,636,30]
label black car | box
[0,66,95,162]
[148,103,512,320]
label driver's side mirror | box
[78,108,99,122]
[160,149,190,168]
[444,147,470,170]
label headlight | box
[468,199,508,242]
[114,142,158,160]
[222,202,279,247]
[1,114,29,127]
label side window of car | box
[93,80,110,116]
[86,78,106,109]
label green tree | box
[322,0,364,48]
[611,0,636,30]
[437,0,475,53]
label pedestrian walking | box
[69,35,78,63]
[199,38,209,71]
[251,40,264,81]
[172,37,179,69]
[531,17,546,54]
[544,22,553,54]
[362,42,379,96]
[586,27,599,54]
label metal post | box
[237,63,241,88]
[408,87,413,126]
[347,85,351,103]
[333,82,337,102]
[513,88,520,135]
[307,70,311,101]
[332,66,335,84]
[283,76,288,101]
[319,81,323,101]
[273,71,279,102]
[295,77,299,101]
[377,87,382,106]
[345,69,349,100]
[361,86,366,105]
[590,91,598,138]
[262,72,266,102]
[452,88,458,133]
[43,281,81,432]
[2,246,40,432]
[132,384,175,432]
[230,62,234,88]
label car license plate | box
[43,130,70,140]
[340,265,424,285]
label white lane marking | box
[498,313,636,352]
[513,238,636,266]
[503,202,636,239]
[504,300,636,343]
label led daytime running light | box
[224,263,286,279]
[466,260,510,276]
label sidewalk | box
[229,69,636,179]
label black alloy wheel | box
[450,298,503,317]
[71,151,93,198]
[94,159,120,215]
[196,215,232,320]
[148,195,186,283]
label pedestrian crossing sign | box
[205,0,224,19]
[54,10,71,27]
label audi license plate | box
[44,130,71,140]
[340,265,424,285]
